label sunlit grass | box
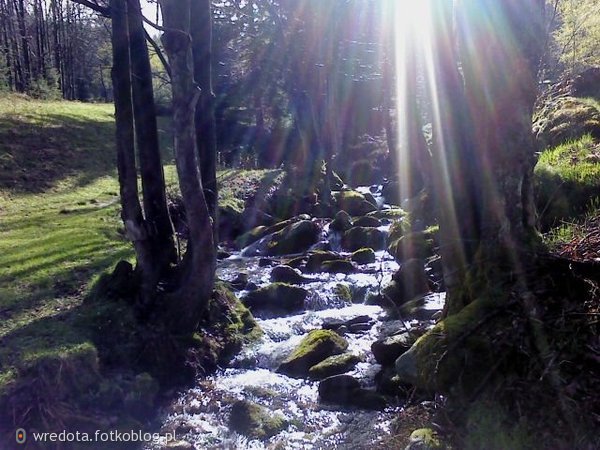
[0,96,281,398]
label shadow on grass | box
[0,113,174,194]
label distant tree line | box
[0,0,111,99]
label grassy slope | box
[0,95,277,397]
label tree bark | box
[127,0,177,272]
[190,0,218,244]
[160,0,215,333]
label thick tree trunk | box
[110,0,155,301]
[190,0,218,244]
[430,0,545,315]
[160,0,215,333]
[127,0,177,272]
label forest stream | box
[146,186,445,450]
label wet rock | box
[283,256,306,269]
[322,315,372,332]
[270,265,310,284]
[242,283,308,314]
[229,273,249,291]
[330,210,353,232]
[318,375,387,410]
[318,374,361,402]
[277,329,349,378]
[241,207,275,230]
[235,225,270,249]
[351,247,376,264]
[308,353,361,379]
[266,220,321,256]
[305,250,341,272]
[334,190,378,216]
[353,216,382,228]
[342,226,386,252]
[371,332,417,366]
[382,180,401,205]
[399,296,442,321]
[258,258,274,267]
[405,428,444,450]
[229,400,289,440]
[320,259,356,274]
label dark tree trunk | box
[127,0,177,272]
[15,0,29,90]
[110,0,155,301]
[190,0,218,244]
[160,0,215,333]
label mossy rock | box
[367,208,407,221]
[371,332,417,366]
[318,375,386,410]
[219,197,245,241]
[334,190,378,216]
[229,400,289,440]
[330,210,353,232]
[395,298,504,394]
[386,259,430,305]
[270,265,310,284]
[305,250,341,272]
[342,226,386,252]
[123,372,159,418]
[406,428,444,450]
[353,215,382,228]
[266,220,321,256]
[351,247,376,264]
[334,283,352,303]
[320,259,356,274]
[242,283,308,315]
[277,329,349,378]
[308,353,361,380]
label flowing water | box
[147,186,444,450]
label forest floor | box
[0,95,279,415]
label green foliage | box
[553,0,600,73]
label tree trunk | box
[429,0,545,315]
[127,0,177,273]
[110,0,155,302]
[190,0,218,244]
[160,0,215,333]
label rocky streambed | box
[147,185,444,449]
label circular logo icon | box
[16,428,26,444]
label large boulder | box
[305,251,341,272]
[395,299,502,394]
[330,210,354,233]
[371,331,418,366]
[351,248,376,264]
[242,283,308,314]
[342,226,386,252]
[270,265,311,284]
[320,259,356,274]
[266,220,321,256]
[229,400,289,440]
[334,190,378,216]
[308,353,361,380]
[353,216,382,228]
[277,329,348,378]
[384,259,431,305]
[318,375,387,410]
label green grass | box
[534,134,600,229]
[0,94,281,404]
